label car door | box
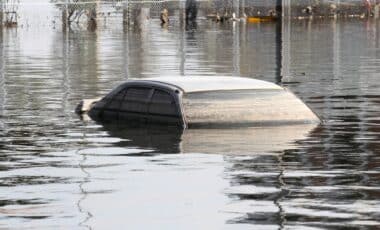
[118,87,154,123]
[147,89,182,126]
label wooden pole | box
[62,0,69,31]
[233,0,239,18]
[179,0,185,29]
[123,0,130,28]
[375,3,380,19]
[185,0,197,25]
[283,0,290,19]
[0,14,3,121]
[275,0,283,83]
[240,0,245,16]
[87,3,97,31]
[276,0,282,17]
[0,0,3,27]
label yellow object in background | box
[247,16,277,23]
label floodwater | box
[1,2,380,230]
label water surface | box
[1,3,380,229]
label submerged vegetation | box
[51,0,97,25]
[2,0,19,27]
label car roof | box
[132,76,282,93]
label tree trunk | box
[0,1,3,27]
[87,7,97,31]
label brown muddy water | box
[1,2,380,230]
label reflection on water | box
[1,3,380,228]
[101,123,317,154]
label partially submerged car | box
[76,76,320,128]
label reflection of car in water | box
[101,123,318,154]
[76,76,320,128]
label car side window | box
[104,89,127,110]
[149,89,178,116]
[120,87,153,113]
